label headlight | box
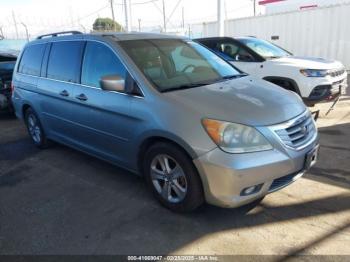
[202,119,273,153]
[300,69,329,77]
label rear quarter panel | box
[12,73,40,119]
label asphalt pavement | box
[0,89,349,256]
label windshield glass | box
[119,39,241,92]
[238,38,291,59]
[0,39,26,55]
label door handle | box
[59,90,69,97]
[75,93,88,101]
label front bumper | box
[193,139,319,208]
[303,73,348,105]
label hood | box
[165,76,306,126]
[270,56,344,70]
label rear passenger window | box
[47,41,84,83]
[81,42,126,88]
[18,44,45,76]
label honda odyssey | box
[12,31,319,212]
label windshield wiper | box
[161,74,249,93]
[222,73,248,80]
[212,73,248,83]
[161,83,208,93]
[265,56,282,59]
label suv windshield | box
[119,39,242,92]
[238,38,291,59]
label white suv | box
[196,37,347,106]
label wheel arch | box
[22,103,32,118]
[263,76,301,96]
[136,132,198,175]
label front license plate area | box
[304,145,319,170]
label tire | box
[143,142,204,212]
[24,108,50,149]
[266,78,300,95]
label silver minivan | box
[12,32,319,212]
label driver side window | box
[216,41,255,62]
[217,42,239,60]
[81,42,127,88]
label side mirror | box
[100,75,125,92]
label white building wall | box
[264,0,350,14]
[190,3,350,70]
[190,22,217,38]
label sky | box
[0,0,264,39]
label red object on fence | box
[258,0,285,5]
[300,4,318,10]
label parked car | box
[195,36,347,106]
[0,39,26,54]
[0,52,17,112]
[12,31,319,212]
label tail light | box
[11,81,14,93]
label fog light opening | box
[240,184,263,196]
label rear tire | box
[24,108,50,149]
[143,142,204,212]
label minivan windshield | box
[238,38,291,59]
[119,39,243,92]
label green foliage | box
[93,18,123,32]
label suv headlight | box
[202,119,273,153]
[300,69,329,77]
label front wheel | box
[143,142,204,212]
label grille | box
[329,68,345,78]
[268,171,302,192]
[271,111,317,150]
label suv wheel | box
[24,108,50,148]
[143,142,204,212]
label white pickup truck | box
[195,36,347,106]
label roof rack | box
[36,31,83,40]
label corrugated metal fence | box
[190,3,350,70]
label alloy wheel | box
[27,114,41,143]
[150,154,188,203]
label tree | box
[93,18,123,32]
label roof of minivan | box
[102,32,188,41]
[31,32,187,44]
